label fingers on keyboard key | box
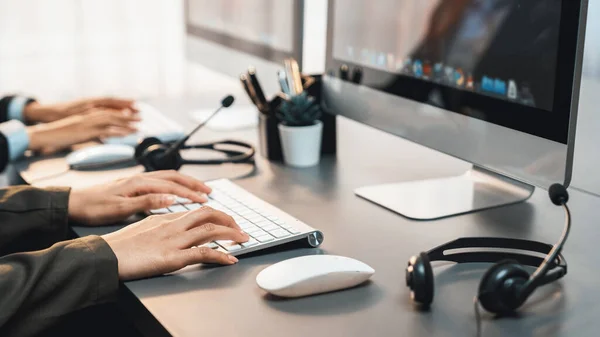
[241,239,258,248]
[198,242,219,249]
[216,240,242,252]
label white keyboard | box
[104,102,185,147]
[150,179,324,256]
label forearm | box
[0,236,119,337]
[0,186,71,256]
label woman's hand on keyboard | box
[26,108,141,154]
[23,96,138,123]
[102,206,249,280]
[69,171,212,226]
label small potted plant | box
[276,92,323,167]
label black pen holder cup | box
[257,74,336,162]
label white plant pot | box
[278,121,323,167]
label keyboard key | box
[216,240,242,252]
[212,205,228,212]
[270,229,291,238]
[222,209,236,216]
[238,222,254,230]
[260,223,280,232]
[203,201,219,208]
[241,211,260,218]
[241,239,258,248]
[168,205,188,213]
[274,219,286,225]
[254,220,271,227]
[250,230,268,238]
[255,234,274,243]
[230,205,247,212]
[150,208,170,214]
[282,225,301,234]
[209,191,227,200]
[238,210,255,217]
[219,199,237,206]
[247,215,267,223]
[266,216,279,221]
[185,203,202,210]
[244,225,262,234]
[232,215,245,223]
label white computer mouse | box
[66,144,135,169]
[256,255,375,298]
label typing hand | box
[26,108,141,154]
[68,171,212,226]
[102,207,248,280]
[23,97,138,124]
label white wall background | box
[0,0,238,102]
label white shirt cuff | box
[8,96,29,121]
[0,120,30,160]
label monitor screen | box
[186,0,302,64]
[327,0,583,144]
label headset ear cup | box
[406,252,434,307]
[478,260,530,315]
[141,144,183,171]
[135,137,163,160]
[135,137,184,171]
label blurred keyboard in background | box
[103,102,185,147]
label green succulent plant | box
[276,92,322,127]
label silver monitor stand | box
[355,166,534,221]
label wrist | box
[26,124,47,152]
[24,103,58,124]
[68,189,87,224]
[23,102,42,123]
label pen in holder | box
[258,96,284,161]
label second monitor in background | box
[185,0,327,97]
[324,0,588,220]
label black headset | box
[134,136,255,171]
[405,184,571,315]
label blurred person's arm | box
[0,109,139,172]
[23,97,138,124]
[0,95,37,123]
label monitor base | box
[355,166,534,221]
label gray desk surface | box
[15,97,600,337]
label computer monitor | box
[185,0,327,96]
[323,0,588,220]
